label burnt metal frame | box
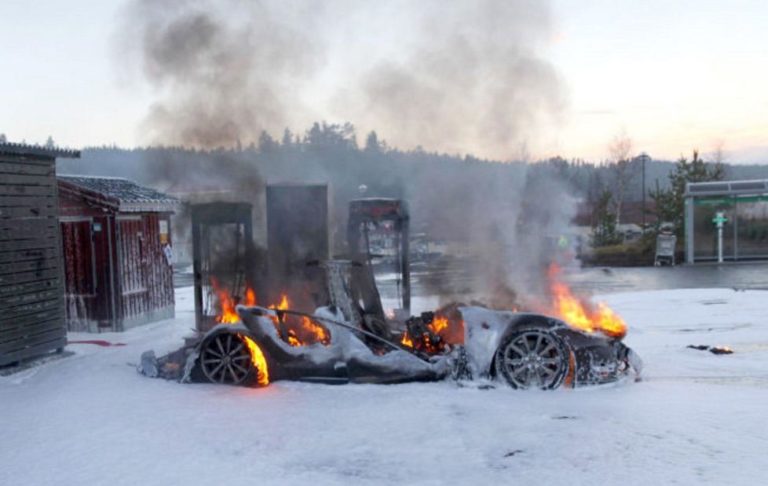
[265,184,330,302]
[191,202,253,332]
[346,198,411,315]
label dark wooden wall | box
[0,154,66,365]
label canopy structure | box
[685,179,768,263]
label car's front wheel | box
[199,331,256,385]
[495,327,570,390]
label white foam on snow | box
[1,286,767,485]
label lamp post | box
[639,152,650,229]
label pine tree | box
[649,150,725,235]
[365,131,381,153]
[281,128,293,147]
[592,189,621,247]
[257,130,277,153]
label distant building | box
[0,142,79,366]
[58,176,178,332]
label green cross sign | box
[712,212,728,227]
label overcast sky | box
[1,0,766,163]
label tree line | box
[56,122,766,245]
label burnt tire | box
[199,331,255,386]
[360,315,393,352]
[494,326,570,390]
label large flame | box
[211,284,329,348]
[209,279,269,385]
[547,264,627,339]
[239,334,270,386]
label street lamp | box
[639,152,651,229]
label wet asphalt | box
[175,261,768,296]
[562,262,768,294]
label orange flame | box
[548,264,627,339]
[268,294,331,347]
[244,288,257,307]
[400,332,414,348]
[399,315,462,354]
[267,294,290,328]
[429,315,465,346]
[286,329,301,347]
[212,285,331,350]
[211,278,241,324]
[239,334,270,386]
[274,294,289,311]
[300,316,331,346]
[429,316,449,334]
[209,280,269,386]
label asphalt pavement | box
[174,260,768,296]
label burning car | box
[140,198,641,390]
[180,302,639,390]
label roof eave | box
[117,201,180,214]
[58,180,121,210]
[0,142,81,159]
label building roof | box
[686,179,768,198]
[0,141,80,159]
[58,175,179,213]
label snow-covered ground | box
[2,286,767,485]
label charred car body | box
[140,198,641,390]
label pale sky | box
[549,0,768,163]
[1,0,766,162]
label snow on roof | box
[58,175,179,213]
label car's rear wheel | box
[199,332,255,385]
[495,327,569,389]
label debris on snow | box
[687,345,735,355]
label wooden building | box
[1,142,79,367]
[58,176,178,332]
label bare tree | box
[710,140,727,165]
[607,131,635,225]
